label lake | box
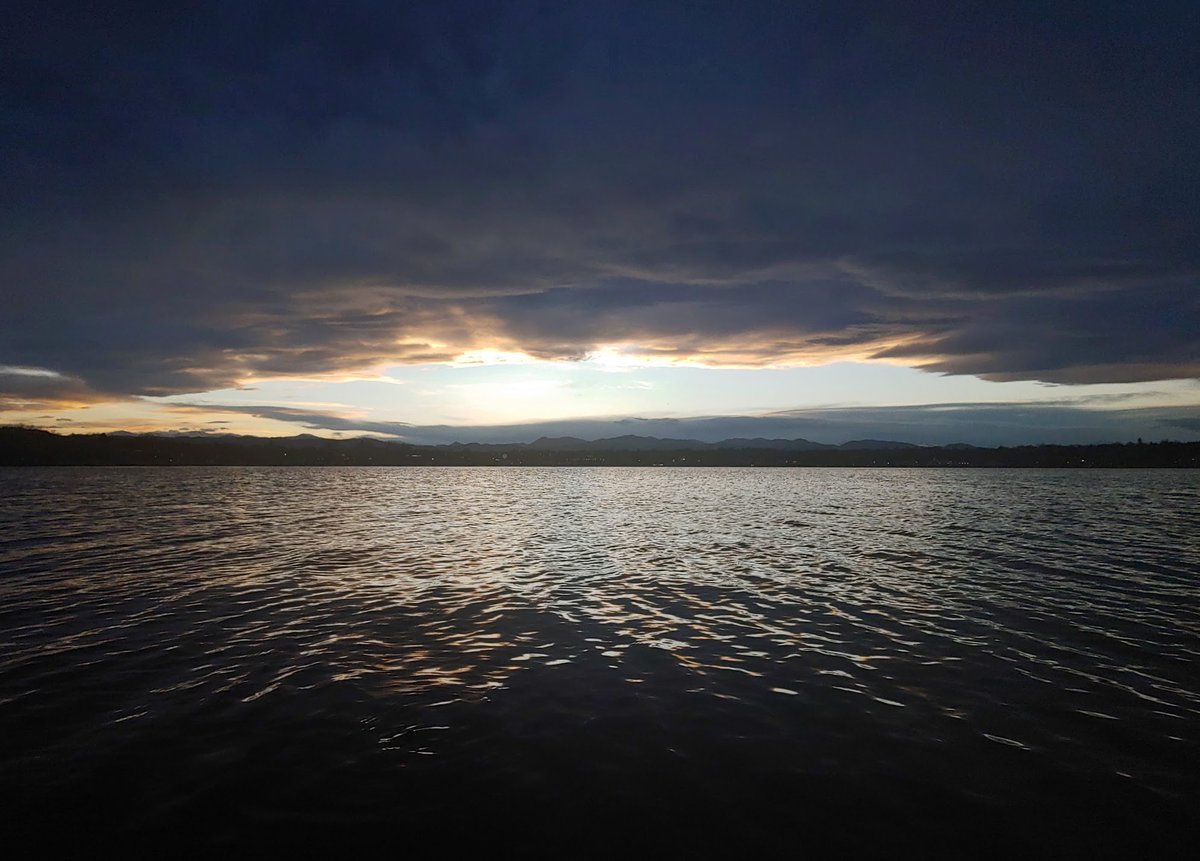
[1,467,1197,852]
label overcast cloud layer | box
[3,1,1199,409]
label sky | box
[2,1,1199,445]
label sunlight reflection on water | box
[0,467,1197,851]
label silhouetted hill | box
[527,436,594,450]
[527,435,720,451]
[529,435,842,451]
[713,438,832,450]
[576,435,707,451]
[2,426,1197,467]
[840,439,921,450]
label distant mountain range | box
[100,430,934,451]
[477,435,925,451]
[2,426,1196,467]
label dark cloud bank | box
[3,1,1199,407]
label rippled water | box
[1,467,1197,852]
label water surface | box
[1,467,1197,852]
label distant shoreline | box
[2,427,1197,468]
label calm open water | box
[1,467,1197,853]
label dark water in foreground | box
[1,467,1197,853]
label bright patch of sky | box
[159,360,1200,428]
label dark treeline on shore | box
[2,426,1198,467]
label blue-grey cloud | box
[3,1,1199,401]
[182,401,1200,448]
[180,404,412,438]
[1162,416,1200,433]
